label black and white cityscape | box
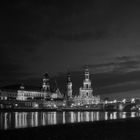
[1,0,140,140]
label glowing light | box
[105,112,108,120]
[122,99,126,104]
[113,100,117,103]
[131,98,135,103]
[131,112,136,118]
[34,103,39,108]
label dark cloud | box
[87,55,140,73]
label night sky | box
[1,0,140,99]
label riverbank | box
[1,117,140,140]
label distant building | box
[73,66,100,105]
[16,73,63,101]
[0,67,100,108]
[0,89,17,100]
[66,73,73,99]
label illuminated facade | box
[73,67,100,105]
[16,73,63,101]
[66,73,73,99]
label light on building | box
[113,100,117,103]
[77,103,80,106]
[34,103,39,108]
[131,98,135,103]
[105,100,108,104]
[122,99,126,104]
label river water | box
[0,111,139,130]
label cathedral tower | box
[79,66,93,98]
[42,73,50,92]
[67,73,73,98]
[83,66,91,89]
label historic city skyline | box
[1,1,140,99]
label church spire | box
[42,73,50,92]
[66,72,73,99]
[85,65,89,80]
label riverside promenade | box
[0,117,140,140]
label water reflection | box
[0,111,139,130]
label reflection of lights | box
[34,112,38,126]
[78,112,80,122]
[42,113,46,126]
[96,112,99,121]
[70,112,75,123]
[85,112,89,122]
[4,113,8,130]
[2,110,140,130]
[48,112,57,125]
[121,112,126,119]
[31,112,34,127]
[63,112,65,124]
[15,112,18,128]
[105,112,108,120]
[131,112,135,118]
[81,112,83,122]
[113,112,117,119]
[91,112,94,121]
[110,113,113,119]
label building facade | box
[66,73,73,99]
[73,67,100,105]
[16,73,63,101]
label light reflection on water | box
[0,111,139,130]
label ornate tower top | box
[66,72,73,98]
[42,73,50,92]
[67,72,71,83]
[20,83,24,90]
[85,65,90,80]
[83,66,91,89]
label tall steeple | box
[83,66,91,89]
[67,73,73,98]
[85,65,90,80]
[42,73,50,92]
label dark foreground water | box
[0,111,139,130]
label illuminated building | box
[16,73,63,101]
[73,66,100,105]
[0,89,17,100]
[66,73,73,99]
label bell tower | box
[79,66,93,98]
[42,73,50,92]
[67,73,73,98]
[83,66,91,89]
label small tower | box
[42,73,50,92]
[83,66,91,89]
[79,66,93,98]
[67,73,73,99]
[20,83,25,90]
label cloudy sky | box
[1,0,140,99]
